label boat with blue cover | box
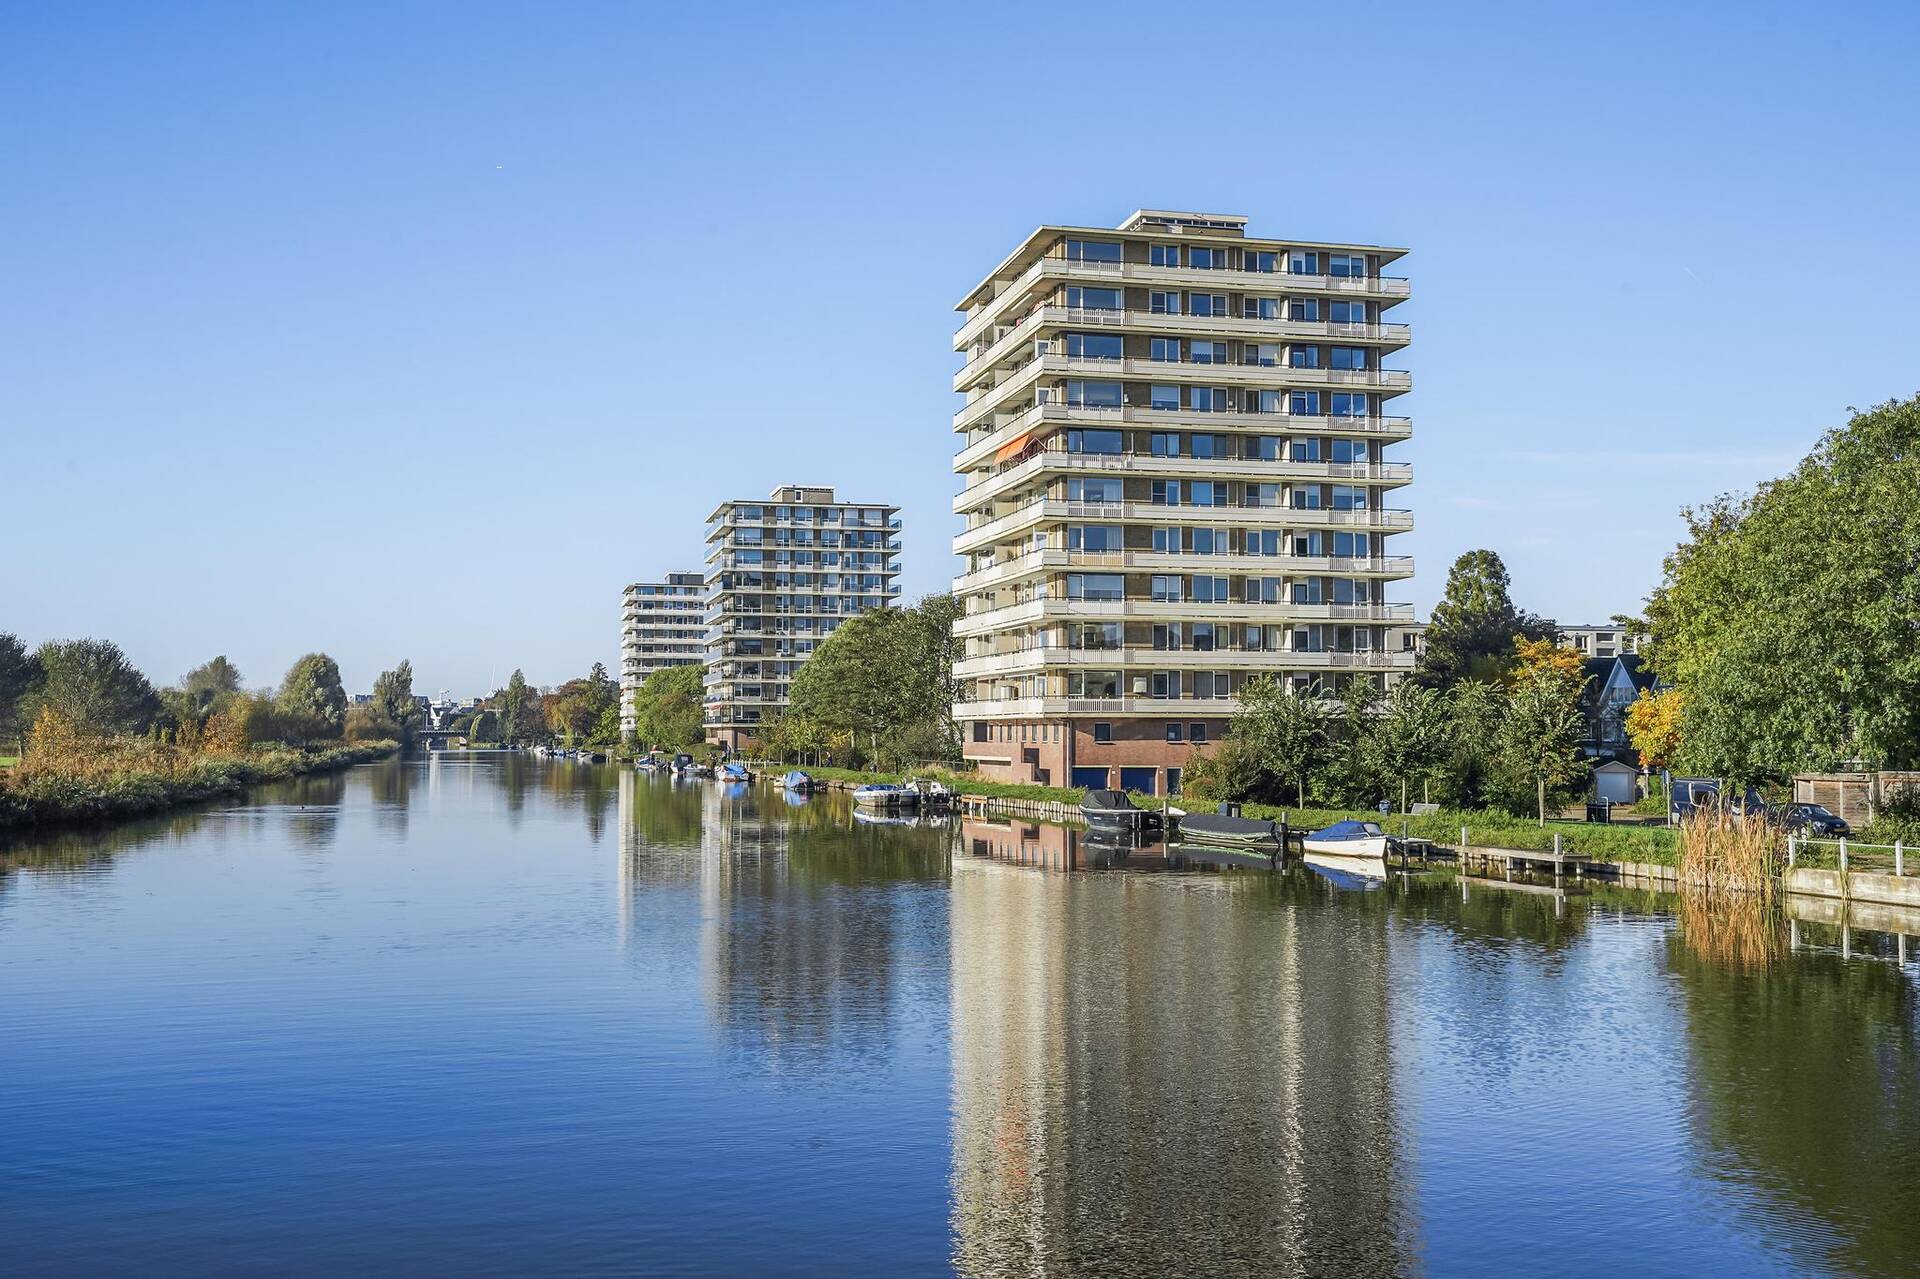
[852,782,918,808]
[781,770,820,793]
[1302,819,1390,879]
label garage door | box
[1071,766,1110,790]
[1594,769,1636,804]
[1120,767,1157,796]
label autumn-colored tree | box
[1625,688,1685,773]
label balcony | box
[955,257,1410,350]
[954,305,1412,390]
[954,450,1412,514]
[954,645,1414,678]
[952,549,1414,593]
[954,499,1413,555]
[952,597,1414,638]
[953,403,1412,471]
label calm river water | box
[3,754,1918,1277]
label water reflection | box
[947,852,1413,1277]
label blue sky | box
[3,2,1916,695]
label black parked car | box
[1778,803,1851,837]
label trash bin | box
[1219,802,1243,818]
[1586,800,1613,824]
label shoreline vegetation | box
[0,740,398,833]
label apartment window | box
[1293,578,1324,604]
[1190,340,1226,365]
[1289,251,1320,274]
[1243,482,1280,508]
[1191,527,1220,555]
[1331,392,1369,417]
[1066,332,1123,360]
[1290,346,1322,369]
[1191,575,1228,603]
[1065,525,1123,552]
[1289,298,1321,322]
[1293,486,1324,510]
[1332,438,1370,464]
[1149,243,1180,267]
[1246,296,1283,320]
[1151,526,1182,554]
[1067,285,1122,312]
[1290,391,1322,415]
[1191,386,1227,413]
[1150,671,1178,700]
[1191,433,1225,459]
[1247,529,1281,556]
[1330,300,1368,324]
[1189,722,1208,744]
[1153,623,1184,650]
[1245,343,1280,367]
[1150,575,1183,602]
[1252,435,1282,461]
[1150,479,1181,505]
[1065,381,1123,409]
[1245,625,1267,651]
[1074,670,1122,698]
[1331,578,1371,604]
[1065,428,1123,454]
[1331,485,1369,511]
[1066,476,1122,502]
[1251,576,1282,604]
[1330,346,1367,370]
[1165,722,1184,743]
[1189,480,1227,506]
[1189,293,1227,317]
[1150,431,1179,457]
[1251,389,1282,416]
[1065,573,1124,600]
[1151,384,1181,412]
[1245,250,1278,273]
[1188,246,1220,270]
[1149,337,1181,362]
[1093,721,1113,743]
[1077,621,1121,649]
[1066,239,1122,263]
[1291,438,1323,462]
[1192,622,1216,651]
[1328,254,1367,278]
[1149,290,1181,315]
[1332,531,1370,557]
[1193,671,1230,699]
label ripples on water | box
[1,755,1917,1277]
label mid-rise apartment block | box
[703,485,901,752]
[950,210,1415,796]
[1556,622,1644,660]
[619,572,707,738]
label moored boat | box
[719,762,752,782]
[1177,810,1282,849]
[1301,820,1390,879]
[1080,789,1162,835]
[781,769,819,793]
[852,782,919,808]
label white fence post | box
[1787,834,1796,868]
[1839,837,1849,876]
[1898,840,1906,878]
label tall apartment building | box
[703,485,902,752]
[619,572,707,738]
[950,210,1415,796]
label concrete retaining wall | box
[1784,865,1920,909]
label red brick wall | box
[960,716,1221,793]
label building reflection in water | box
[948,821,1414,1277]
[617,775,949,1078]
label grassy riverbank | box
[755,761,1682,864]
[0,741,399,832]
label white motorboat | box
[1302,820,1390,878]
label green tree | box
[468,708,500,744]
[1497,640,1589,824]
[275,653,346,743]
[786,595,961,768]
[499,669,543,745]
[0,632,43,751]
[181,655,243,715]
[1369,678,1451,809]
[631,664,706,753]
[371,660,423,743]
[1439,679,1505,809]
[1646,395,1920,780]
[27,638,160,737]
[1321,678,1382,806]
[1413,550,1552,689]
[1234,676,1330,806]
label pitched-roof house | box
[1580,654,1658,763]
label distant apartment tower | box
[619,572,706,738]
[703,485,902,752]
[1555,622,1643,660]
[950,210,1415,795]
